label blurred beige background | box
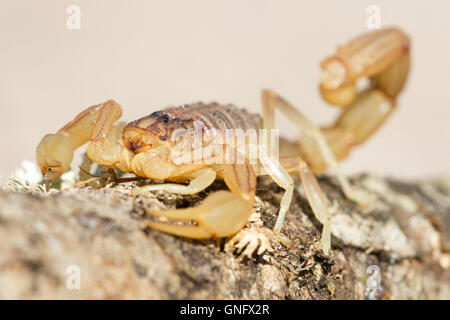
[1,0,449,183]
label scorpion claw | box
[145,220,213,238]
[144,191,253,239]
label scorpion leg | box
[134,167,216,195]
[297,159,332,255]
[258,146,332,255]
[261,89,370,206]
[145,162,256,239]
[257,144,294,233]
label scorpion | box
[36,27,410,256]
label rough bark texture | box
[0,174,449,299]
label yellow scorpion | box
[36,28,410,255]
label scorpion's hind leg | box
[257,145,294,234]
[258,147,332,255]
[296,158,332,256]
[261,89,371,207]
[145,163,256,239]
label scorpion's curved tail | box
[299,27,411,174]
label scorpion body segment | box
[130,103,262,133]
[123,102,262,159]
[36,27,411,257]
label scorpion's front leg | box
[144,162,256,239]
[135,167,216,195]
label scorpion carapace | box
[36,27,410,256]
